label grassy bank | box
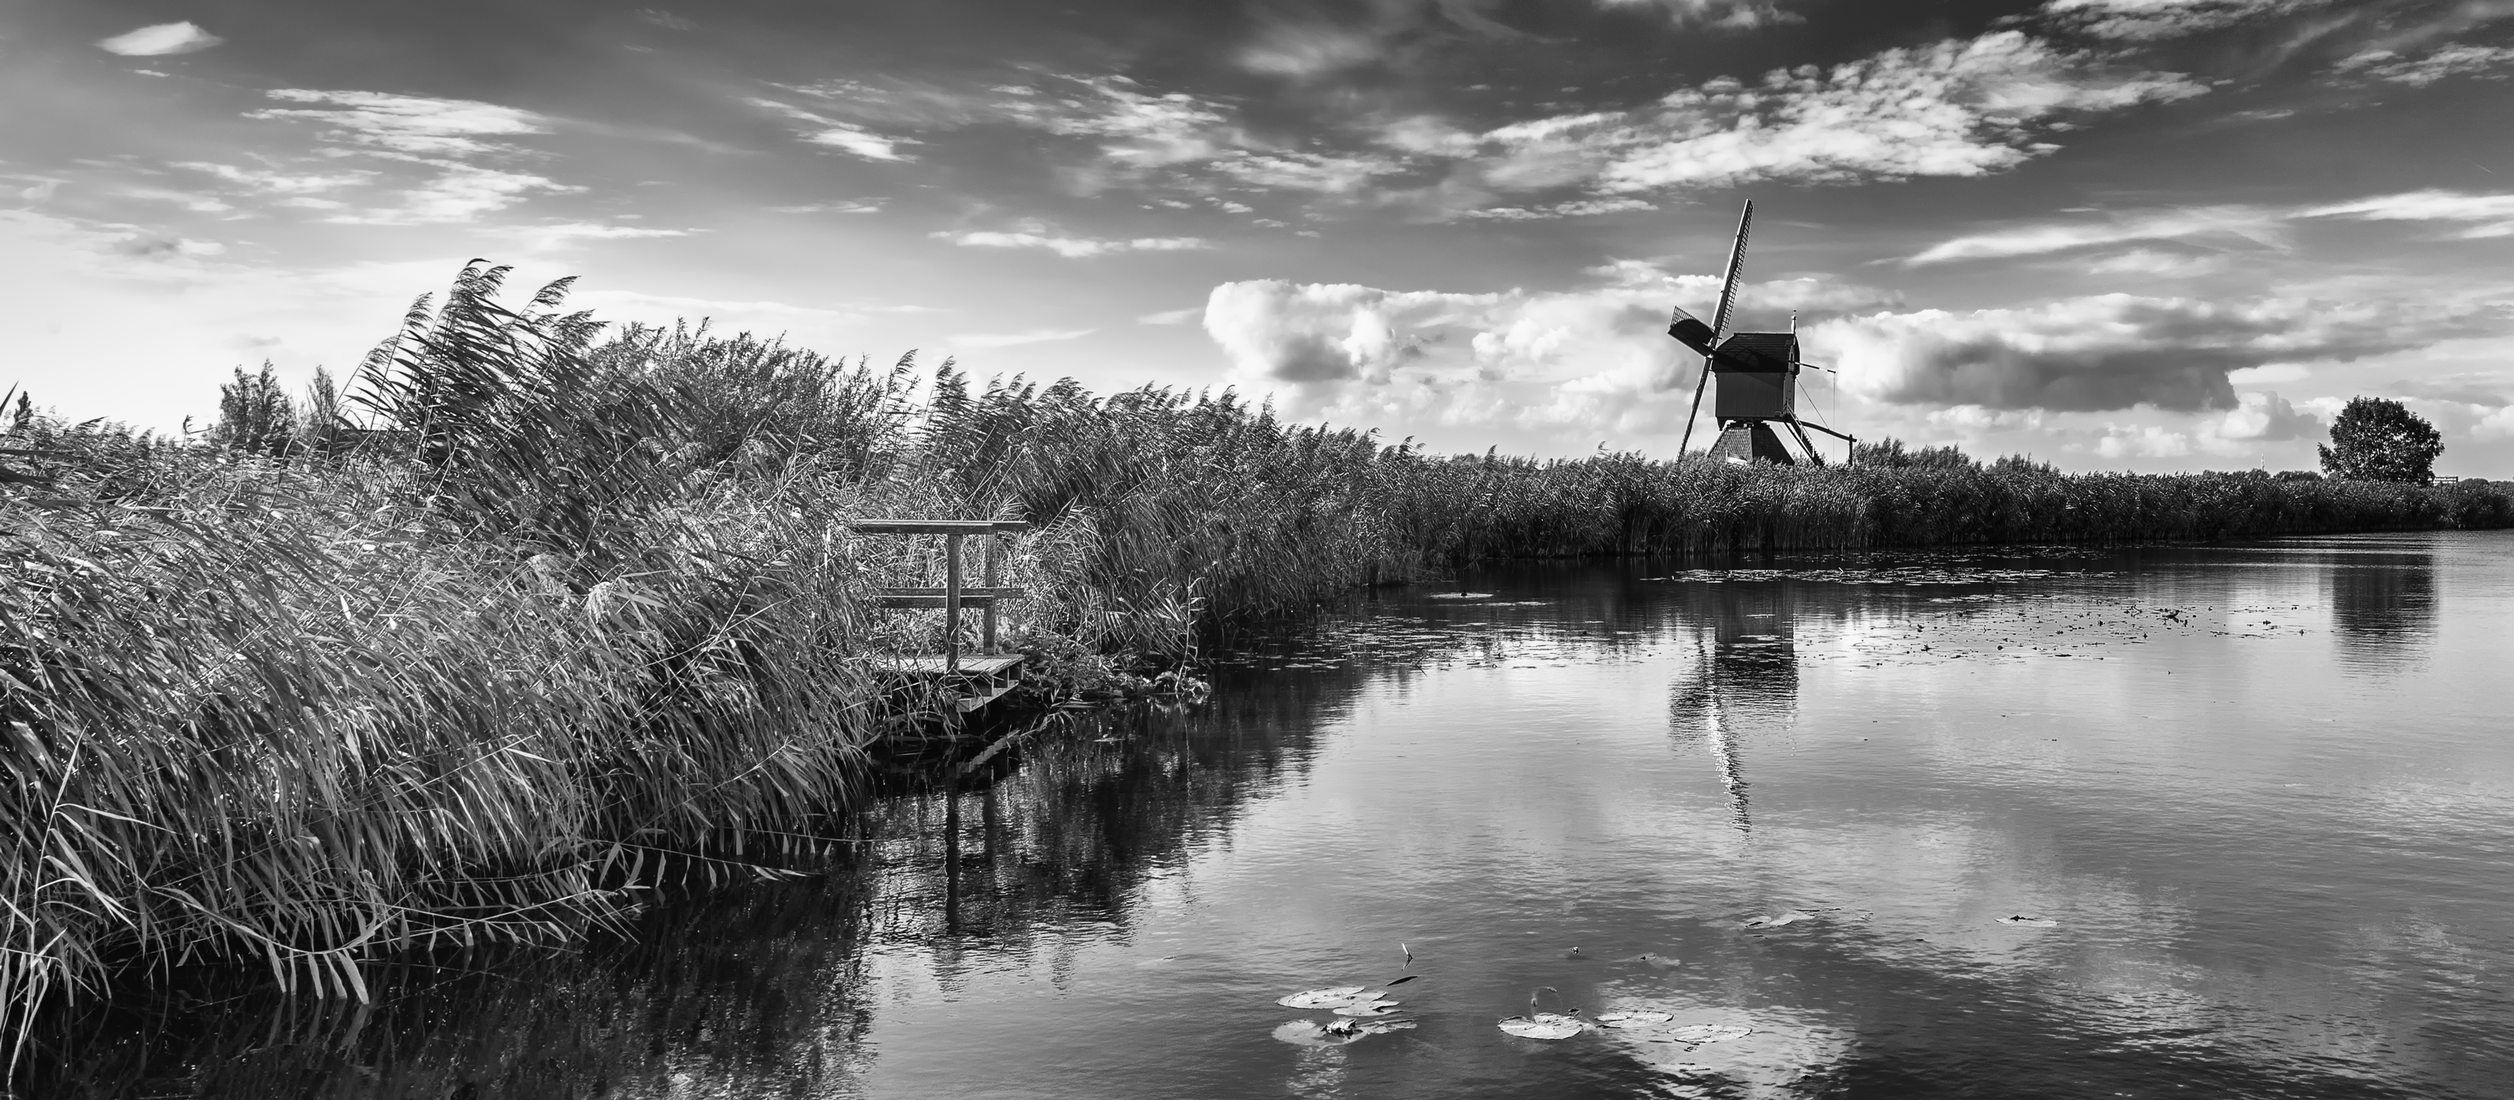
[5,262,2508,1055]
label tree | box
[2317,396,2442,483]
[211,361,296,456]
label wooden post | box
[980,531,1000,654]
[944,532,963,673]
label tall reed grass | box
[5,261,2509,1059]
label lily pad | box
[1273,1018,1416,1047]
[1995,915,2059,928]
[1277,986,1372,1010]
[1596,1010,1676,1028]
[1499,1013,1587,1040]
[1667,1023,1753,1044]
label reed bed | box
[5,261,2509,1060]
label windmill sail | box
[1678,201,1753,455]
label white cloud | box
[747,97,918,162]
[178,161,374,196]
[1137,307,1202,325]
[1463,197,1659,220]
[2083,248,2230,277]
[1592,32,2205,193]
[252,90,551,158]
[97,22,222,57]
[2036,0,2317,41]
[933,226,1209,258]
[1807,293,2499,413]
[1907,205,2281,264]
[2336,43,2514,85]
[769,200,884,214]
[1596,0,1802,28]
[950,327,1098,349]
[2302,189,2514,239]
[1237,24,1382,77]
[2214,390,2320,440]
[2477,404,2514,440]
[240,90,577,224]
[329,163,579,225]
[517,222,692,249]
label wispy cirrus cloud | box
[1596,0,1801,29]
[2033,0,2322,41]
[2336,43,2514,85]
[933,225,1210,258]
[1906,205,2284,264]
[950,327,1098,349]
[746,97,917,162]
[237,90,579,224]
[97,21,223,57]
[2302,189,2514,238]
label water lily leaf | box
[1667,1023,1753,1044]
[1596,1010,1675,1028]
[1277,986,1370,1009]
[1499,1013,1587,1040]
[1996,915,2059,927]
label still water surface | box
[46,533,2514,1098]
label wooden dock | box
[854,519,1031,714]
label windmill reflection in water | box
[1667,581,1802,833]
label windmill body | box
[1668,202,1855,465]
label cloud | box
[1237,24,1384,78]
[1462,197,1659,220]
[2302,189,2514,238]
[517,222,692,249]
[2215,390,2321,440]
[2336,43,2514,85]
[1595,0,1802,28]
[97,21,222,57]
[252,90,551,158]
[2035,0,2318,41]
[1590,32,2206,193]
[950,327,1097,349]
[769,200,884,214]
[1137,307,1202,325]
[177,161,375,197]
[2083,248,2230,277]
[1203,281,1461,385]
[746,97,918,162]
[1807,293,2500,413]
[1906,205,2282,264]
[933,226,1209,258]
[242,90,576,223]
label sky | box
[3,0,2512,474]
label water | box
[39,532,2514,1098]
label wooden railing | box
[849,519,1030,673]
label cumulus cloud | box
[1806,294,2498,413]
[97,21,222,57]
[2215,390,2321,440]
[1203,281,1464,385]
[933,225,1210,258]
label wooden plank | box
[874,594,1007,608]
[944,533,962,671]
[848,520,1031,534]
[884,655,1025,675]
[875,586,1026,599]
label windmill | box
[1667,202,1857,465]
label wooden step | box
[882,654,1026,676]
